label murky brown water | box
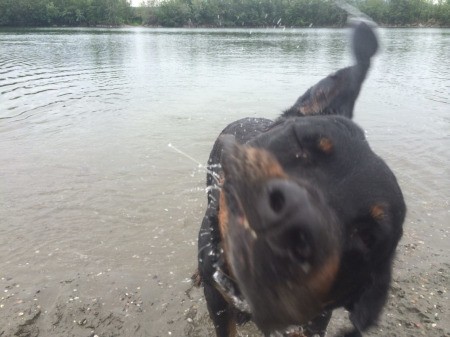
[0,27,449,336]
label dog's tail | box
[281,21,379,119]
[352,21,378,67]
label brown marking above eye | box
[318,137,333,154]
[244,147,288,180]
[371,204,386,221]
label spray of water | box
[167,143,222,191]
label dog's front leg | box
[303,310,332,337]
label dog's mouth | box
[218,135,341,333]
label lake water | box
[0,27,449,336]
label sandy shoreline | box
[1,226,448,337]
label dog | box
[194,22,406,337]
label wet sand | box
[1,209,448,337]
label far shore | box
[1,22,449,30]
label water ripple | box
[0,60,130,122]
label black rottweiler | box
[194,22,406,337]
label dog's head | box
[218,115,405,332]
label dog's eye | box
[355,227,375,250]
[348,222,377,254]
[292,135,334,163]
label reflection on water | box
[0,27,449,334]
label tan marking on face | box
[219,191,230,241]
[307,253,340,300]
[371,204,385,221]
[318,137,333,154]
[217,191,241,286]
[219,187,253,264]
[242,147,287,181]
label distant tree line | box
[357,0,450,26]
[137,0,348,27]
[0,0,449,27]
[137,0,449,27]
[0,0,132,26]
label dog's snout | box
[258,180,325,264]
[262,180,312,227]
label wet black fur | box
[196,22,405,337]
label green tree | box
[0,0,448,27]
[156,0,191,27]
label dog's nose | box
[258,179,324,263]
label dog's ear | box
[282,22,378,120]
